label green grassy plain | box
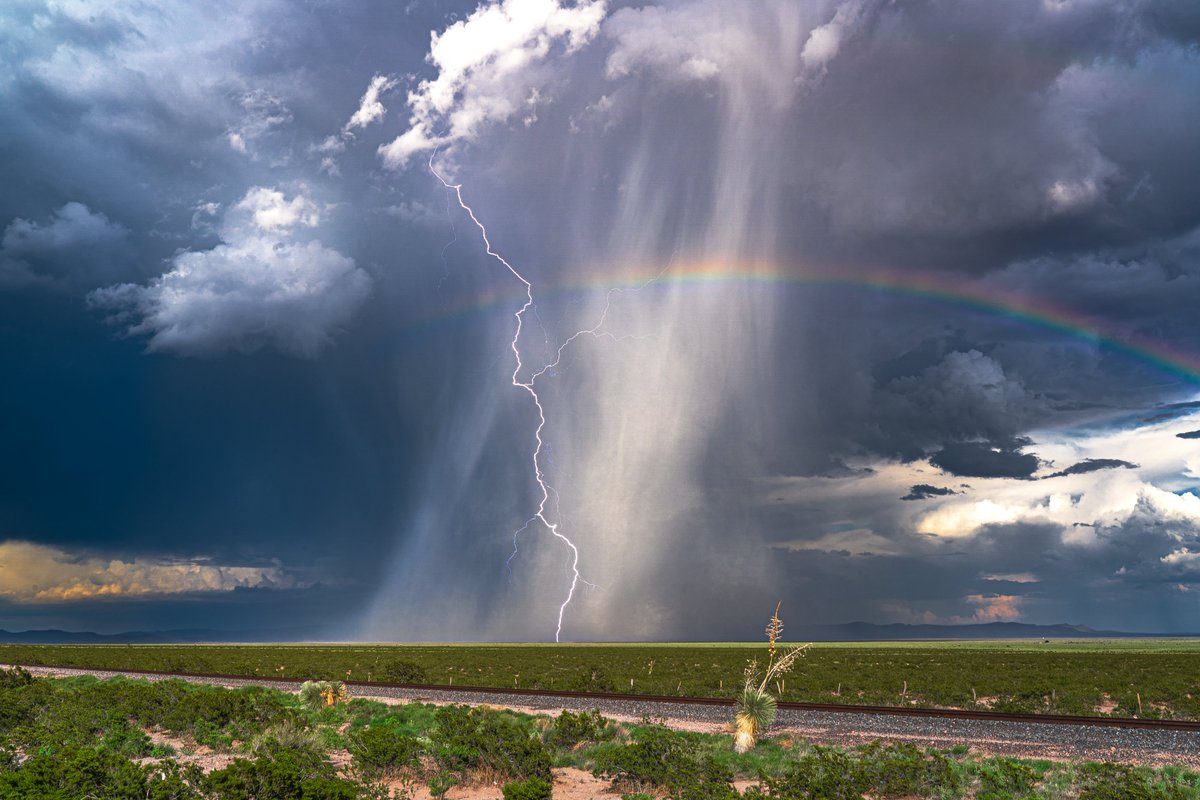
[3,638,1199,719]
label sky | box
[2,0,1200,641]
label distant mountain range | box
[0,627,319,644]
[0,620,1193,644]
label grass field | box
[4,638,1200,720]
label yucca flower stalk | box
[733,603,809,753]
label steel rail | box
[13,662,1200,732]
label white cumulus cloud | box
[0,540,293,603]
[380,0,607,168]
[236,187,321,231]
[89,187,370,357]
[345,74,399,133]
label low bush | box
[377,660,429,684]
[550,709,611,748]
[756,746,870,800]
[567,665,615,692]
[202,750,360,800]
[1076,762,1191,800]
[592,724,698,789]
[349,725,423,775]
[0,667,33,689]
[502,776,554,800]
[430,704,553,782]
[249,719,326,761]
[977,757,1042,800]
[100,721,154,758]
[0,748,204,800]
[592,724,736,799]
[857,741,961,797]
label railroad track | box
[15,662,1200,733]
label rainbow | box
[411,260,1200,386]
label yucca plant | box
[299,679,346,709]
[733,602,808,753]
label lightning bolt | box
[429,155,586,642]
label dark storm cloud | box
[3,0,1200,638]
[0,0,490,633]
[901,485,959,501]
[868,349,1046,463]
[389,0,1200,637]
[1044,458,1138,479]
[767,1,1200,274]
[929,441,1041,480]
[1145,0,1200,45]
[0,203,129,289]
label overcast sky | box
[2,0,1200,640]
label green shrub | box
[143,760,206,800]
[100,721,154,757]
[0,748,202,800]
[378,660,429,684]
[203,750,359,800]
[149,742,177,758]
[592,724,698,789]
[428,770,459,798]
[550,709,610,748]
[674,757,739,800]
[503,776,554,800]
[193,718,233,750]
[250,719,326,760]
[857,741,961,797]
[592,724,735,799]
[1076,762,1190,800]
[349,725,423,774]
[430,704,552,781]
[568,665,615,692]
[759,746,870,800]
[977,757,1041,800]
[0,667,33,689]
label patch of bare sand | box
[136,729,239,773]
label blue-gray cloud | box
[0,203,128,289]
[901,484,959,501]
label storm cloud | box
[89,187,371,357]
[1044,458,1139,479]
[2,0,1200,638]
[901,485,959,502]
[929,442,1041,480]
[0,203,128,289]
